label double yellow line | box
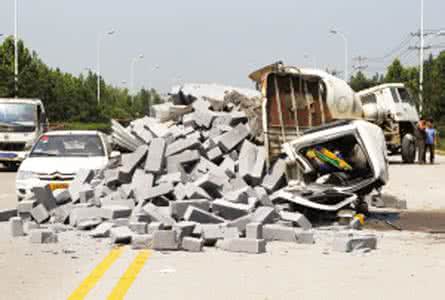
[68,247,151,300]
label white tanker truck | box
[249,62,419,164]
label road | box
[0,157,444,299]
[0,164,17,210]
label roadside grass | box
[50,122,111,134]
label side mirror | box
[110,151,121,159]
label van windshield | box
[397,88,414,104]
[31,135,105,157]
[0,103,36,126]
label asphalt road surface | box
[0,157,444,299]
[0,164,17,210]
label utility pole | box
[419,0,424,113]
[330,30,349,81]
[96,30,115,104]
[352,56,368,72]
[14,0,18,97]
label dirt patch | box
[366,211,445,233]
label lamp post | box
[330,29,349,81]
[130,54,144,103]
[419,0,424,112]
[96,29,115,104]
[14,0,18,97]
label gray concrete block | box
[227,214,252,233]
[30,204,50,224]
[143,203,176,226]
[131,234,153,249]
[79,184,95,203]
[69,206,104,227]
[139,183,174,203]
[218,123,250,153]
[100,198,135,209]
[201,224,228,240]
[222,227,240,239]
[262,159,287,192]
[333,233,377,253]
[249,146,266,184]
[157,172,184,185]
[219,157,236,178]
[111,218,130,227]
[173,183,187,201]
[279,211,312,230]
[119,145,149,183]
[166,150,201,173]
[24,221,39,233]
[194,110,215,129]
[181,237,204,252]
[173,221,196,239]
[101,205,132,220]
[254,187,272,207]
[52,203,73,224]
[32,185,57,211]
[144,138,167,174]
[69,169,95,202]
[263,224,297,242]
[251,207,279,224]
[295,229,315,244]
[77,218,103,230]
[110,226,133,244]
[186,186,212,200]
[239,140,257,179]
[212,199,250,220]
[147,222,164,234]
[89,222,113,238]
[246,223,263,239]
[165,136,201,157]
[152,230,180,250]
[29,229,58,244]
[170,199,211,219]
[17,199,37,215]
[10,217,25,237]
[206,146,223,163]
[129,222,148,234]
[217,238,266,254]
[144,118,170,137]
[104,169,120,187]
[194,173,226,198]
[184,207,226,224]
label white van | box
[0,98,48,169]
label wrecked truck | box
[249,62,388,212]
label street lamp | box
[130,54,144,103]
[304,54,317,69]
[14,0,19,97]
[330,29,349,81]
[96,29,115,104]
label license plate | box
[49,183,69,191]
[0,152,17,159]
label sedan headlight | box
[17,170,38,180]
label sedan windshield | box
[31,134,105,157]
[0,103,36,126]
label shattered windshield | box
[31,134,105,158]
[0,103,36,127]
[397,88,414,104]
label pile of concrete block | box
[8,85,357,253]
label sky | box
[0,0,445,93]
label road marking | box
[68,247,125,300]
[107,250,152,300]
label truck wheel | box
[401,134,416,164]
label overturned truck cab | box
[250,62,388,212]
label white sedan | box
[16,130,119,201]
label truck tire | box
[401,134,416,164]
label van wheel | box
[401,134,416,164]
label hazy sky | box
[1,0,444,92]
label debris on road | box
[5,83,387,255]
